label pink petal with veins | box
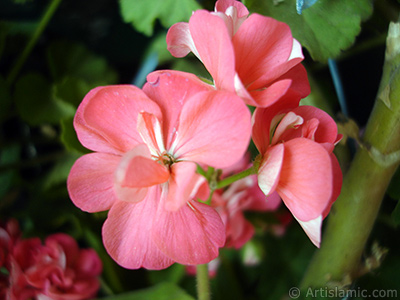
[173,91,251,168]
[153,200,225,265]
[68,153,119,213]
[278,138,333,222]
[103,188,174,270]
[75,85,162,154]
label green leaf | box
[94,282,195,300]
[14,73,76,125]
[247,0,373,62]
[60,117,90,154]
[46,40,118,84]
[120,0,201,36]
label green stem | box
[301,21,400,289]
[216,165,256,190]
[6,0,63,85]
[196,164,208,178]
[196,264,210,300]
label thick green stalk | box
[6,0,63,85]
[301,22,400,289]
[196,264,211,300]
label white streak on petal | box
[289,39,304,61]
[294,214,323,248]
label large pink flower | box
[67,71,252,269]
[167,0,310,107]
[252,101,342,247]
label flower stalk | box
[196,264,211,300]
[216,165,256,190]
[301,21,400,289]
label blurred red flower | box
[0,220,102,300]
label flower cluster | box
[68,0,342,270]
[0,220,102,300]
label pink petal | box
[246,190,282,211]
[274,63,310,99]
[225,212,254,249]
[67,153,119,213]
[213,0,249,37]
[114,144,169,203]
[137,112,165,155]
[248,79,293,108]
[250,53,307,96]
[251,95,301,154]
[45,233,80,266]
[75,249,102,277]
[173,91,251,168]
[292,105,339,144]
[320,142,335,153]
[271,111,303,145]
[322,153,343,218]
[233,14,295,87]
[152,200,225,265]
[219,152,250,175]
[301,118,319,140]
[102,188,174,270]
[189,10,236,92]
[278,138,333,222]
[144,70,213,150]
[192,176,210,202]
[294,214,323,247]
[233,73,257,106]
[251,108,274,155]
[258,144,284,196]
[215,0,249,18]
[167,22,200,59]
[165,162,199,211]
[75,85,162,154]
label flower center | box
[154,151,176,170]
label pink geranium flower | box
[252,101,342,247]
[67,71,252,269]
[167,0,310,107]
